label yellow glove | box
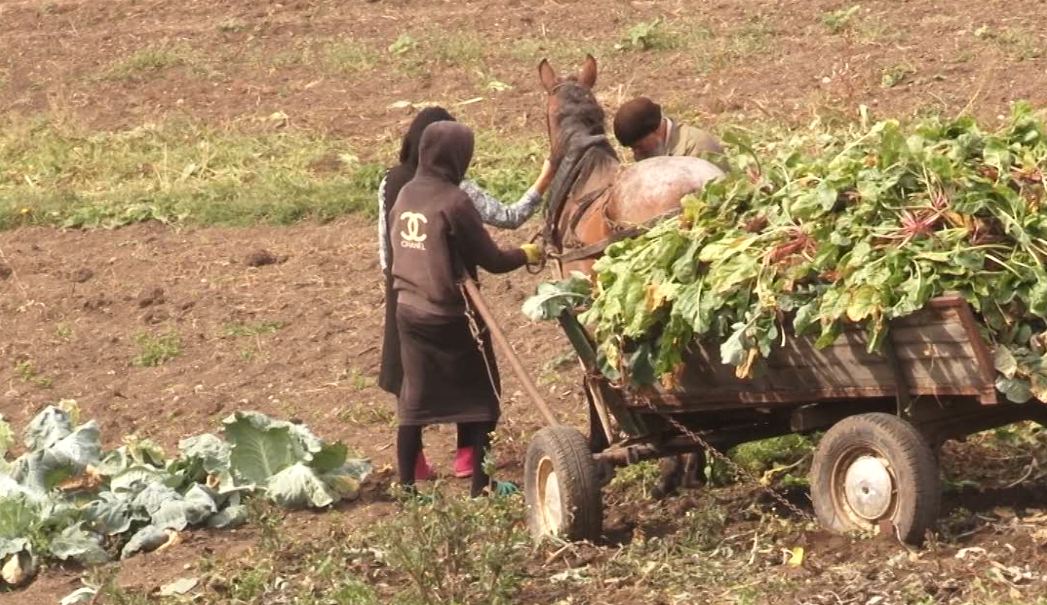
[520,243,543,265]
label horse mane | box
[553,80,619,184]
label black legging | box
[456,425,471,450]
[398,421,495,497]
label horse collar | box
[544,136,611,251]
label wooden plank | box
[895,342,977,360]
[954,300,999,404]
[658,296,997,409]
[642,383,990,411]
[892,323,970,344]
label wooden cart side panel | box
[951,299,999,404]
[642,297,998,410]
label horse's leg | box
[652,450,707,499]
[682,450,707,488]
[652,456,684,500]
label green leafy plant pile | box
[526,103,1047,402]
[0,403,370,589]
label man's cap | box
[613,97,663,147]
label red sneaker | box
[415,451,435,481]
[454,447,475,478]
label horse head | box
[534,55,625,276]
[537,55,603,163]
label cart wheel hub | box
[843,455,893,521]
[536,457,563,535]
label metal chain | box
[461,285,504,404]
[639,398,814,522]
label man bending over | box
[613,96,726,169]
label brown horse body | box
[537,56,723,276]
[537,55,723,495]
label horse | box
[536,54,724,497]
[537,54,724,276]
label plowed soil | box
[3,0,1047,146]
[0,217,586,602]
[6,219,1047,605]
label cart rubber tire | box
[525,425,602,541]
[810,413,939,544]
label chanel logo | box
[399,211,428,250]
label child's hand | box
[534,158,556,194]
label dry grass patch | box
[976,25,1045,61]
[320,39,379,75]
[99,43,198,81]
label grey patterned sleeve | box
[377,176,389,271]
[460,180,542,229]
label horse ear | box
[538,59,559,93]
[579,54,597,88]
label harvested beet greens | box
[524,103,1047,402]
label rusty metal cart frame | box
[464,280,1047,544]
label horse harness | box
[543,136,682,265]
[555,207,683,264]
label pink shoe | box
[454,447,475,478]
[415,451,435,481]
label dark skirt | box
[378,272,403,395]
[396,302,501,426]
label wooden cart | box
[513,294,1047,544]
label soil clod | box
[245,249,280,267]
[138,287,165,308]
[71,268,94,283]
[141,309,169,324]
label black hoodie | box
[382,107,455,272]
[390,122,526,316]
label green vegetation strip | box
[0,117,544,231]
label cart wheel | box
[810,413,940,544]
[525,426,602,541]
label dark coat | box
[390,122,526,425]
[378,107,455,394]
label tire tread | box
[810,413,939,543]
[525,426,602,541]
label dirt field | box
[0,217,583,603]
[5,219,1047,605]
[3,0,1047,147]
[5,0,1047,603]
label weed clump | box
[371,488,530,604]
[14,359,53,388]
[222,320,284,338]
[321,40,378,75]
[132,330,181,367]
[822,5,861,34]
[616,18,679,52]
